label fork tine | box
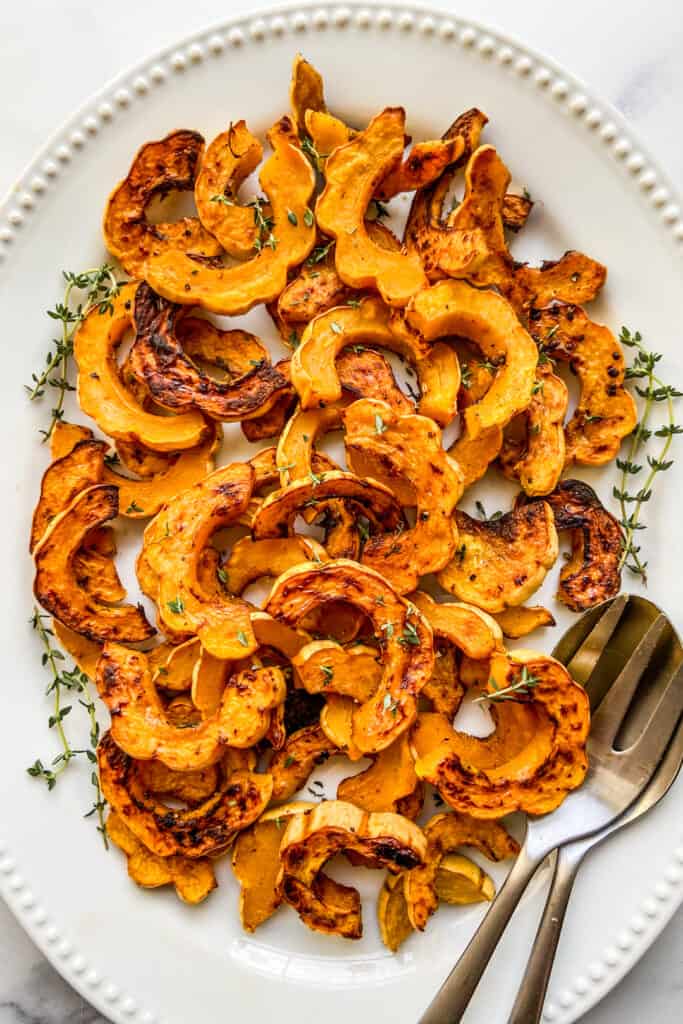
[623,663,683,777]
[564,594,630,687]
[589,614,669,748]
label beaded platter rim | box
[1,4,682,1024]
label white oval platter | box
[1,5,683,1024]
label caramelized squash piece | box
[33,486,153,643]
[223,536,328,594]
[316,108,428,307]
[530,303,637,466]
[406,280,538,439]
[499,363,568,496]
[52,620,102,679]
[337,734,419,813]
[107,812,217,904]
[290,54,327,134]
[103,130,221,277]
[144,117,316,315]
[409,591,502,659]
[403,811,518,930]
[493,605,556,638]
[277,801,427,938]
[437,503,559,613]
[232,802,315,931]
[194,120,263,259]
[99,731,272,858]
[269,724,339,802]
[509,251,607,316]
[139,462,256,657]
[266,560,434,753]
[96,644,286,769]
[74,283,208,451]
[30,439,106,552]
[293,641,380,703]
[412,650,590,818]
[523,480,623,610]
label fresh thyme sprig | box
[26,265,121,442]
[27,608,108,848]
[614,327,682,583]
[473,665,541,704]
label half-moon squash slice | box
[194,120,263,258]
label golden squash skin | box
[529,303,637,466]
[102,129,222,277]
[129,283,292,422]
[194,120,263,259]
[405,280,538,439]
[508,250,607,317]
[265,560,434,753]
[292,641,381,702]
[277,801,427,938]
[223,536,328,595]
[178,315,270,377]
[403,812,519,930]
[74,283,208,452]
[499,363,568,496]
[315,108,428,307]
[106,812,217,904]
[144,117,316,315]
[139,461,256,658]
[376,135,465,200]
[437,502,559,613]
[343,399,464,592]
[269,724,339,802]
[521,479,623,610]
[232,802,315,932]
[96,643,286,768]
[33,485,153,643]
[337,734,421,815]
[251,469,403,541]
[411,650,590,818]
[30,439,107,552]
[98,732,272,858]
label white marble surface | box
[1,0,683,1021]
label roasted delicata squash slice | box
[529,303,637,465]
[290,54,327,134]
[403,811,518,930]
[411,650,590,818]
[378,852,495,951]
[223,536,328,595]
[129,283,292,422]
[508,251,607,317]
[232,802,315,932]
[33,485,153,643]
[107,812,217,904]
[99,732,272,858]
[30,438,107,552]
[421,646,464,719]
[405,280,538,438]
[251,469,403,541]
[265,560,434,753]
[437,503,559,613]
[304,109,354,156]
[74,283,208,451]
[144,117,316,315]
[52,620,102,679]
[150,637,200,692]
[450,426,504,490]
[337,734,420,815]
[376,135,466,201]
[291,296,428,409]
[277,801,427,938]
[343,399,464,592]
[315,108,428,307]
[194,120,263,258]
[292,641,381,702]
[178,315,270,377]
[139,461,256,657]
[319,694,365,761]
[97,643,286,768]
[409,591,503,660]
[493,605,556,638]
[499,363,568,496]
[269,724,339,802]
[522,480,623,610]
[103,130,222,277]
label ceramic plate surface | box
[1,5,683,1023]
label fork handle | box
[507,844,585,1024]
[418,842,545,1024]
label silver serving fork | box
[419,593,683,1024]
[508,595,683,1024]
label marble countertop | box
[1,1,682,1021]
